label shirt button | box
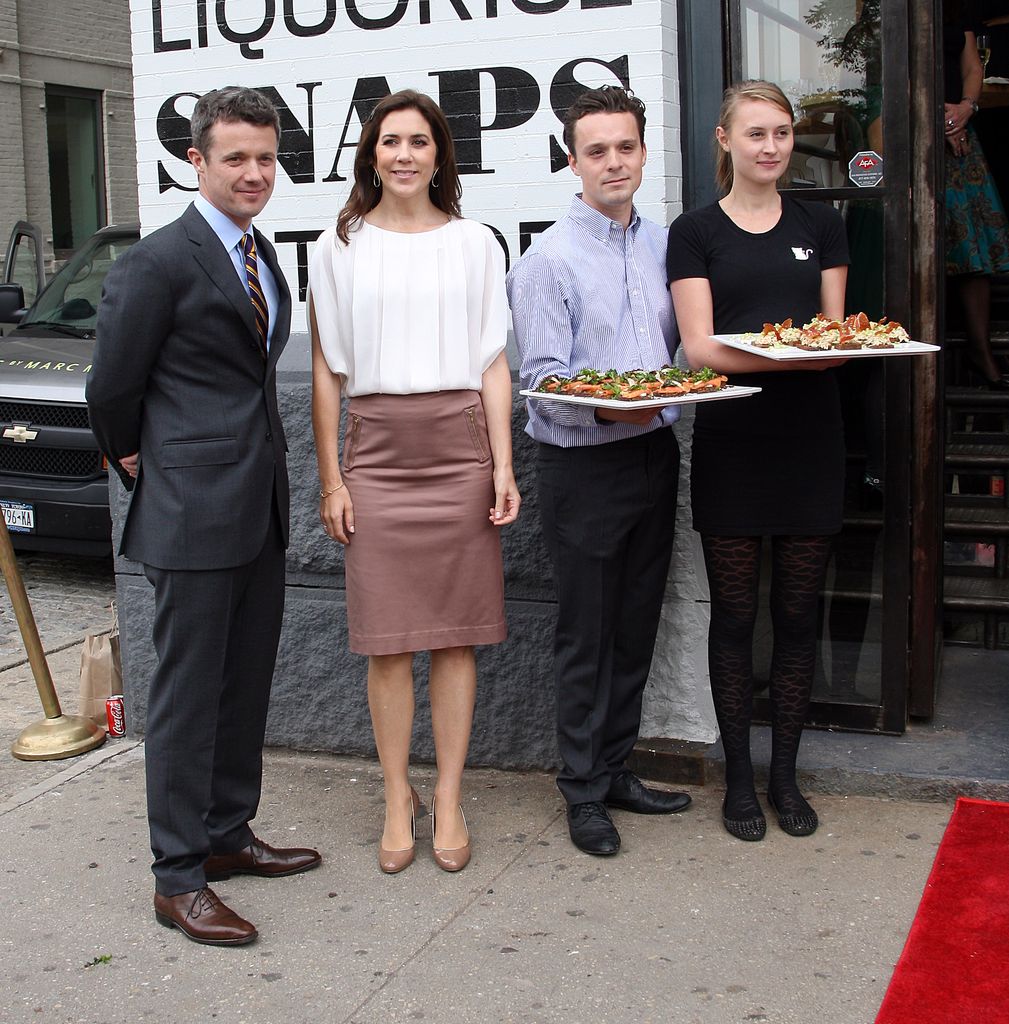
[266,433,273,441]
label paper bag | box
[79,604,122,728]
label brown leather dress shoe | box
[204,837,321,881]
[154,887,257,946]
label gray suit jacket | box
[86,203,291,571]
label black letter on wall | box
[549,55,629,171]
[429,67,539,175]
[196,0,210,46]
[482,223,510,274]
[156,92,200,193]
[419,0,473,22]
[283,0,337,35]
[345,0,408,30]
[153,0,191,51]
[216,0,276,59]
[510,0,569,12]
[274,229,324,301]
[519,221,554,254]
[323,76,393,183]
[257,82,322,183]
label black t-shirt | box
[666,196,850,440]
[666,195,849,331]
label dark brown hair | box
[336,90,462,244]
[562,85,646,155]
[714,80,794,194]
[190,86,280,156]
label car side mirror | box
[0,282,27,324]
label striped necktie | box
[241,232,269,357]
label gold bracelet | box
[320,482,345,498]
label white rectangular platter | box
[520,385,762,410]
[712,333,940,361]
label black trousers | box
[537,428,679,805]
[143,510,286,896]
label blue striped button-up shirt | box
[507,195,679,447]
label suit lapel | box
[182,205,260,352]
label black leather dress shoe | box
[605,771,692,814]
[567,801,620,856]
[204,837,321,881]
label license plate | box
[1,500,35,533]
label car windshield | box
[21,233,138,334]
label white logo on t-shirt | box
[791,247,814,261]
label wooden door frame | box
[906,1,945,719]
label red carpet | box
[875,797,1009,1023]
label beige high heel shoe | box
[431,796,471,872]
[378,787,420,874]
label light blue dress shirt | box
[193,193,279,350]
[507,195,679,447]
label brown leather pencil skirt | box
[342,390,507,656]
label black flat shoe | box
[767,790,819,837]
[605,770,691,815]
[567,801,620,856]
[721,795,766,842]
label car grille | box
[0,401,91,430]
[0,445,103,479]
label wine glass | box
[977,33,991,76]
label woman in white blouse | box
[309,90,520,875]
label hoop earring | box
[373,169,381,189]
[431,169,440,190]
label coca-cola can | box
[106,695,126,737]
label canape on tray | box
[537,366,729,401]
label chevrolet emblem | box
[3,423,38,443]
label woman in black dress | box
[666,81,849,841]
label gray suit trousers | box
[143,510,285,896]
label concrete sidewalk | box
[0,739,952,1024]
[0,552,955,1023]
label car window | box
[23,234,138,333]
[4,228,44,306]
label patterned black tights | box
[701,534,832,822]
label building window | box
[45,86,107,256]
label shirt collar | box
[193,193,250,254]
[568,194,641,242]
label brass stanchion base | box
[11,715,107,761]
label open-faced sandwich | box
[536,366,730,401]
[746,312,911,351]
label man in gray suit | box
[87,87,320,947]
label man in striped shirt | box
[507,86,690,857]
